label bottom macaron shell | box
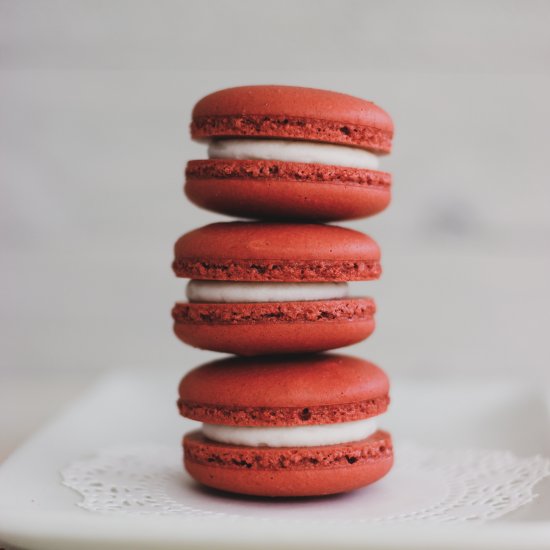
[172,298,375,356]
[174,320,374,356]
[185,177,391,221]
[184,430,393,497]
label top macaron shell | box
[191,85,394,154]
[172,221,381,282]
[178,353,390,427]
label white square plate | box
[0,367,549,549]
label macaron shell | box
[174,314,374,356]
[174,257,381,283]
[172,298,375,355]
[180,394,388,427]
[178,353,389,426]
[173,222,381,282]
[184,430,393,497]
[185,159,391,221]
[191,85,393,154]
[173,297,374,324]
[175,222,380,261]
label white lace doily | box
[61,442,550,524]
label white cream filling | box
[208,138,380,170]
[186,280,349,303]
[202,417,378,448]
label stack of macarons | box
[173,85,394,497]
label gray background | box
[1,0,550,455]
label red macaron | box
[179,354,393,497]
[185,85,393,221]
[172,222,380,356]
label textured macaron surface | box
[191,85,393,153]
[172,297,374,325]
[184,430,392,470]
[186,159,391,189]
[172,222,381,282]
[178,354,389,426]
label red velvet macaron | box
[185,85,393,221]
[179,354,393,497]
[172,222,380,356]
